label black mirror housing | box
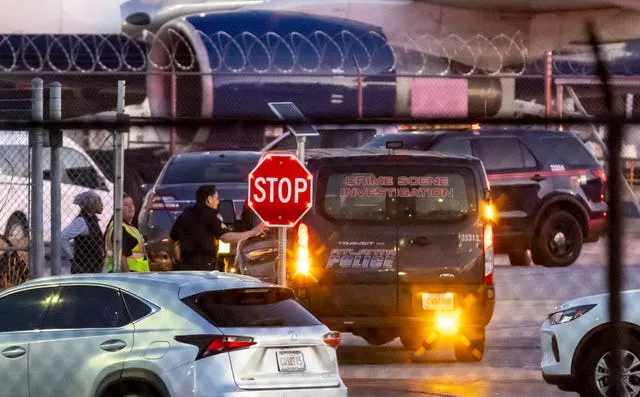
[125,12,151,26]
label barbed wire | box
[1,30,637,77]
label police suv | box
[239,146,496,361]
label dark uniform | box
[72,210,104,274]
[170,203,228,271]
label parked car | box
[0,271,346,397]
[235,147,496,360]
[362,126,608,267]
[540,290,640,397]
[138,151,263,271]
[0,131,114,247]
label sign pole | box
[266,102,319,287]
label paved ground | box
[339,241,640,397]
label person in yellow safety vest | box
[104,194,150,273]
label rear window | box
[184,288,321,327]
[162,155,260,184]
[539,136,600,167]
[320,164,478,223]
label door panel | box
[28,285,134,397]
[317,165,398,316]
[0,287,55,397]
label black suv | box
[362,128,608,267]
[234,148,496,360]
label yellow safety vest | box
[104,221,150,273]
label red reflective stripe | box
[487,169,591,181]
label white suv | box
[0,132,113,250]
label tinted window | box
[540,136,600,167]
[474,138,534,171]
[162,155,261,184]
[123,292,153,321]
[321,165,477,222]
[0,287,56,332]
[43,286,129,329]
[186,288,321,327]
[431,138,472,156]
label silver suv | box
[0,272,347,397]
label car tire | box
[508,249,530,267]
[454,329,485,362]
[578,333,640,397]
[361,329,397,346]
[531,211,583,267]
[400,332,425,351]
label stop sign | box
[248,154,313,227]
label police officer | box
[104,194,150,272]
[170,185,267,271]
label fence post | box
[49,82,63,276]
[113,81,126,272]
[29,78,44,279]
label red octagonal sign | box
[248,154,313,227]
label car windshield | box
[161,154,261,184]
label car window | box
[0,287,57,332]
[539,135,600,167]
[431,137,472,156]
[0,145,29,178]
[123,292,153,321]
[320,164,477,223]
[185,287,321,327]
[162,155,261,184]
[42,285,130,329]
[40,148,106,189]
[362,134,435,150]
[473,137,535,171]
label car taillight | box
[323,331,341,347]
[591,169,607,201]
[295,223,311,276]
[483,224,494,284]
[175,335,256,360]
[150,194,180,211]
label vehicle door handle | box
[100,340,128,352]
[412,236,431,246]
[2,346,26,358]
[530,174,546,182]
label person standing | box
[170,185,267,271]
[104,194,150,273]
[61,190,105,274]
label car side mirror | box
[218,200,237,225]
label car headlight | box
[548,304,596,325]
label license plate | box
[422,293,454,310]
[276,350,306,373]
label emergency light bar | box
[398,123,481,131]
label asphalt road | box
[339,241,640,397]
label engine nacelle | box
[146,10,504,122]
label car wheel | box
[454,329,485,362]
[361,329,397,346]
[400,332,425,351]
[578,335,640,397]
[508,249,531,266]
[531,211,583,267]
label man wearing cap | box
[170,185,268,271]
[61,190,105,273]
